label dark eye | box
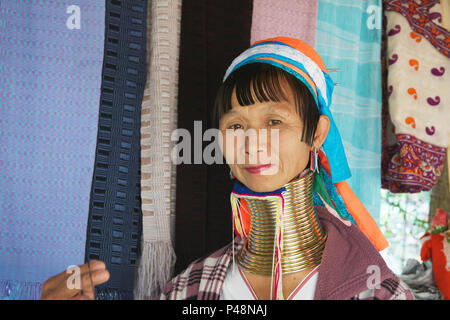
[269,119,281,126]
[228,123,243,130]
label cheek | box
[277,129,310,168]
[220,131,242,164]
[220,135,239,174]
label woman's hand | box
[40,260,110,300]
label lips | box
[244,164,273,174]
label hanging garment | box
[250,0,318,48]
[382,4,449,193]
[83,0,147,300]
[383,0,449,58]
[420,208,450,300]
[173,0,254,275]
[314,0,383,222]
[0,1,105,299]
[134,0,181,300]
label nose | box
[245,136,266,155]
[243,128,271,164]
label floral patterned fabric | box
[383,0,449,58]
[384,134,446,192]
[382,2,449,193]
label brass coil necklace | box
[235,170,327,276]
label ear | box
[312,115,330,149]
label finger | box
[66,260,107,277]
[47,260,106,288]
[86,260,107,272]
[73,270,110,300]
[65,260,108,293]
[72,292,94,300]
[80,260,109,287]
[45,266,84,300]
[91,269,110,286]
[65,264,109,299]
[71,291,84,300]
[80,261,95,300]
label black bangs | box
[213,62,320,146]
[234,63,289,106]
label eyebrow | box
[222,102,293,118]
[267,103,292,115]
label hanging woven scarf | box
[0,1,105,299]
[314,0,384,222]
[84,0,147,300]
[134,0,181,300]
[250,0,318,48]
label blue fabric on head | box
[320,111,351,183]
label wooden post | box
[448,134,450,191]
[441,0,450,30]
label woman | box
[41,37,414,300]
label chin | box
[241,175,286,193]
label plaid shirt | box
[160,207,414,300]
[160,237,242,300]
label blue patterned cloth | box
[0,0,105,299]
[315,0,382,223]
[83,0,146,300]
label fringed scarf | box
[134,0,181,300]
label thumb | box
[91,269,110,285]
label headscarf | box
[224,37,388,252]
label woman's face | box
[218,79,329,192]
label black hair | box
[213,63,320,146]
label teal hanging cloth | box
[314,0,383,223]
